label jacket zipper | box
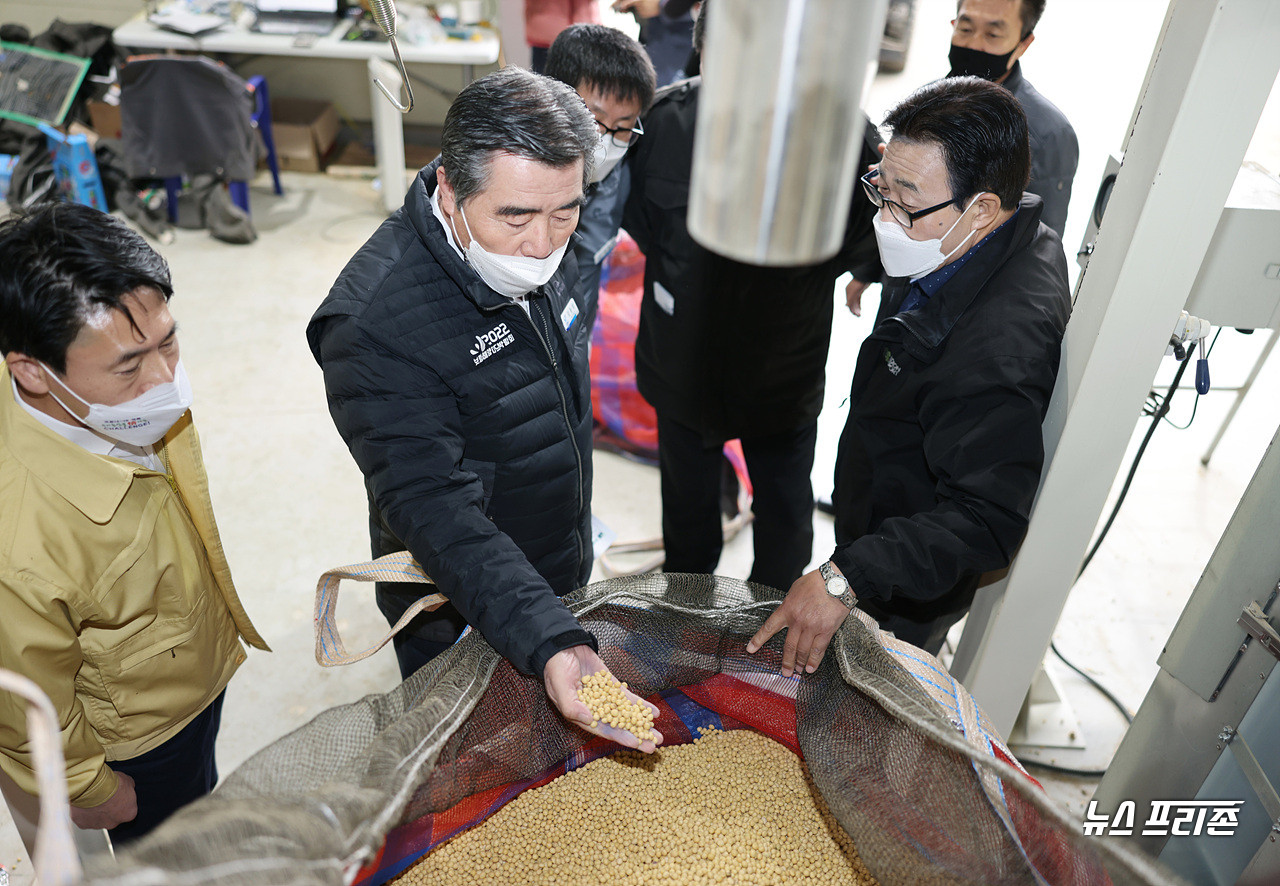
[522,298,586,572]
[156,446,180,496]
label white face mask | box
[41,358,193,447]
[455,204,569,298]
[589,134,629,184]
[872,194,982,280]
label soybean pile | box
[393,727,879,886]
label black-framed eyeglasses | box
[595,116,644,148]
[860,167,955,229]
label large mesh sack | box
[79,573,1183,886]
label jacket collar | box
[0,364,160,524]
[885,192,1045,360]
[1001,60,1025,96]
[405,156,576,314]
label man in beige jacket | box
[0,203,268,845]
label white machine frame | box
[947,0,1280,736]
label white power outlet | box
[1167,310,1211,356]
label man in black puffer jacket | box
[750,78,1071,669]
[308,68,659,753]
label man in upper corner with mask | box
[843,0,1077,318]
[948,0,1077,239]
[0,203,268,847]
[308,67,660,754]
[748,77,1071,671]
[544,23,656,333]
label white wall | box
[3,0,138,32]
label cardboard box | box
[86,99,123,140]
[270,98,340,172]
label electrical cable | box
[1162,384,1201,431]
[1051,640,1134,727]
[1162,328,1221,430]
[1020,758,1113,778]
[1020,640,1135,778]
[1076,347,1195,579]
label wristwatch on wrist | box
[819,560,856,610]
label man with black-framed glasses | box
[842,0,1076,319]
[545,23,656,334]
[748,77,1071,668]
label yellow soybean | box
[575,670,657,744]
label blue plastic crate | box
[37,123,108,211]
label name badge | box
[560,297,580,331]
[592,234,619,266]
[591,514,617,560]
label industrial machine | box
[1082,113,1280,886]
[688,2,1280,882]
[1092,407,1280,884]
[1070,133,1280,886]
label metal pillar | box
[369,56,408,215]
[948,0,1280,735]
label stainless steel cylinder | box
[687,0,888,266]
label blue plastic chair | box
[162,75,283,220]
[121,55,283,221]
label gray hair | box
[440,66,597,205]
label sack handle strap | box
[313,551,447,667]
[0,669,82,885]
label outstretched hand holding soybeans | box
[544,645,663,753]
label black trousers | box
[107,691,224,846]
[657,414,817,593]
[376,585,469,681]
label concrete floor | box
[4,0,1280,881]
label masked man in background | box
[947,0,1077,239]
[545,23,656,333]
